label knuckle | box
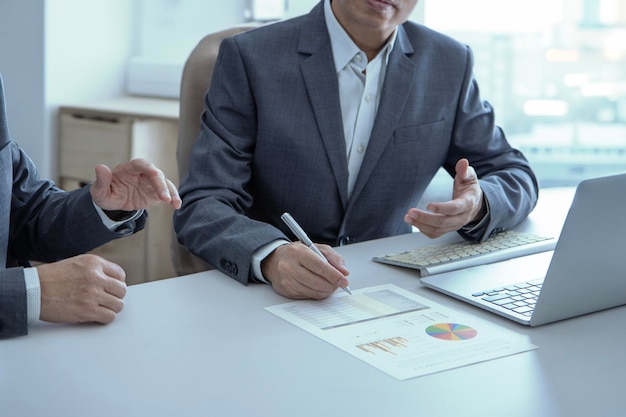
[113,299,125,314]
[118,283,128,298]
[99,312,116,324]
[311,292,327,300]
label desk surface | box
[2,188,623,417]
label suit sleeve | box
[0,267,27,339]
[7,142,147,265]
[448,45,539,242]
[1,142,148,339]
[174,37,287,285]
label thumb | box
[90,164,112,198]
[455,158,470,178]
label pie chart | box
[425,323,477,341]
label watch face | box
[105,210,136,222]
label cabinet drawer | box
[59,113,133,181]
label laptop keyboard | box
[373,231,554,272]
[472,279,543,316]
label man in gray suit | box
[0,76,181,339]
[174,0,538,300]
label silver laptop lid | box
[531,173,626,326]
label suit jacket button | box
[338,236,352,246]
[220,258,238,276]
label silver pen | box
[281,212,352,295]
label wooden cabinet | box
[58,97,179,285]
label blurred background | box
[1,0,624,188]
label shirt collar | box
[324,0,398,73]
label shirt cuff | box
[251,239,290,284]
[24,267,41,324]
[460,196,491,240]
[92,201,144,231]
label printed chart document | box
[266,284,537,380]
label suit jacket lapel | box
[0,76,10,149]
[349,27,417,204]
[298,3,350,208]
[1,76,10,267]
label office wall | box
[0,0,46,174]
[0,0,135,179]
[45,0,136,179]
[136,0,247,64]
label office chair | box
[172,26,256,276]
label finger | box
[102,276,128,299]
[166,179,182,208]
[408,220,451,239]
[286,244,347,292]
[90,304,120,324]
[94,163,113,183]
[271,256,338,300]
[138,166,178,204]
[315,269,349,293]
[100,258,127,283]
[149,172,171,201]
[455,159,479,186]
[284,273,337,300]
[111,159,161,187]
[98,289,125,313]
[405,208,444,227]
[265,243,344,299]
[90,164,113,200]
[317,245,350,276]
[123,158,159,176]
[300,248,350,289]
[455,158,469,177]
[404,209,462,236]
[466,164,477,181]
[426,199,467,216]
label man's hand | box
[404,158,486,238]
[90,158,182,212]
[37,254,128,324]
[261,242,350,300]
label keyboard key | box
[479,280,543,316]
[482,293,510,302]
[492,297,516,306]
[513,305,534,314]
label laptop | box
[420,173,626,326]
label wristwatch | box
[102,209,138,222]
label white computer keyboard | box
[373,231,556,276]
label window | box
[424,0,626,187]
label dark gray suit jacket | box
[174,1,538,285]
[0,76,146,339]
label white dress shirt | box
[324,0,396,196]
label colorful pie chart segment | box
[425,323,478,341]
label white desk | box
[1,188,624,417]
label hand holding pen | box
[281,212,352,295]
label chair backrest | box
[172,26,256,276]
